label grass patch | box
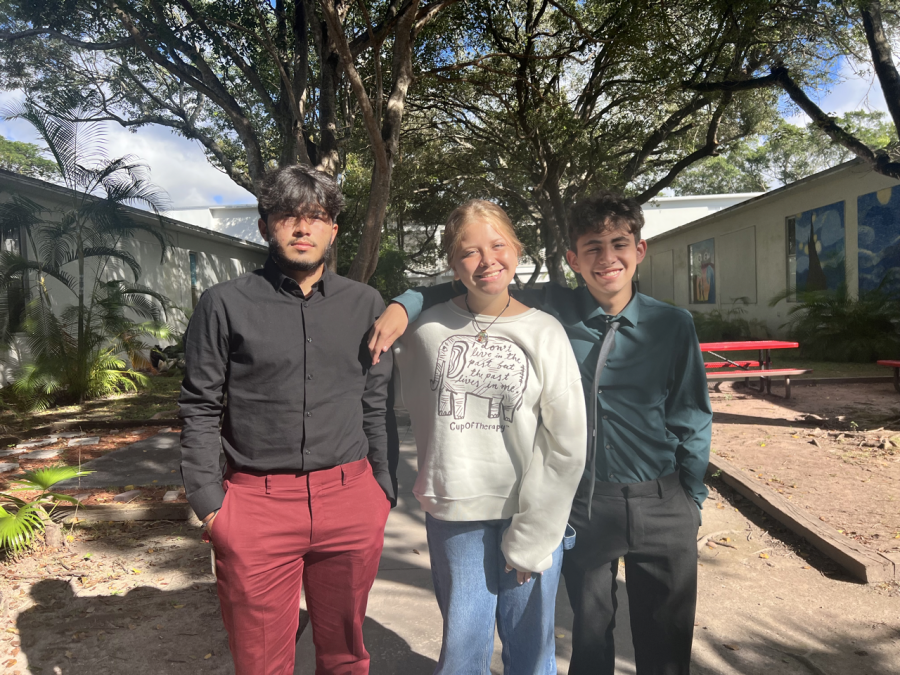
[702,352,887,379]
[0,373,182,437]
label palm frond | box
[11,466,93,491]
[0,503,45,553]
[0,194,46,236]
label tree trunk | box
[42,513,63,549]
[76,223,85,404]
[348,162,393,281]
[316,37,341,176]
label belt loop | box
[341,465,347,486]
[265,476,271,495]
[657,478,664,498]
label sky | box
[0,56,891,210]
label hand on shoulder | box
[368,302,409,365]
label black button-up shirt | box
[179,257,396,519]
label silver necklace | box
[465,294,511,345]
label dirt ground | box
[710,381,900,553]
[0,479,897,675]
[0,380,897,674]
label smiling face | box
[258,208,338,273]
[566,225,647,315]
[450,218,519,298]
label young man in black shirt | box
[179,166,395,675]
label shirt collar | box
[577,283,641,328]
[263,255,331,296]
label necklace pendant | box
[476,330,488,344]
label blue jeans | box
[425,513,567,675]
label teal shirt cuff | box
[392,289,425,323]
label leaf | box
[204,653,212,660]
[172,604,185,609]
[723,644,740,651]
[12,466,93,491]
[759,553,769,559]
[0,502,44,553]
[131,568,142,574]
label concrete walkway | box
[293,422,637,675]
[49,419,900,673]
[56,429,185,489]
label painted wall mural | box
[689,238,716,304]
[857,186,900,294]
[786,201,845,299]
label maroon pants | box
[208,458,391,675]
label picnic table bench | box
[701,340,811,399]
[876,360,900,393]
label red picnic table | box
[876,360,900,393]
[700,340,810,399]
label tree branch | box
[634,93,732,203]
[0,28,134,50]
[860,1,900,133]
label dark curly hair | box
[257,165,345,225]
[567,190,644,251]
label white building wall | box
[0,172,268,385]
[166,204,263,244]
[641,194,762,239]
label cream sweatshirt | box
[393,300,587,572]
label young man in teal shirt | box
[370,191,712,675]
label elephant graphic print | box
[430,334,530,423]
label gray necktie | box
[586,320,620,519]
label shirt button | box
[303,301,309,307]
[305,450,311,455]
[605,443,612,449]
[306,337,312,343]
[306,411,312,417]
[602,415,608,420]
[597,389,602,394]
[610,474,618,482]
[307,374,313,380]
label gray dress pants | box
[562,471,700,675]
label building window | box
[2,224,26,333]
[189,251,199,307]
[786,216,797,302]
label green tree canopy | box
[670,111,899,195]
[0,134,59,179]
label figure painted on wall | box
[857,186,900,295]
[786,201,845,297]
[689,238,716,304]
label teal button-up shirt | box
[395,283,712,508]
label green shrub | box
[691,298,769,342]
[770,284,900,362]
[0,466,91,553]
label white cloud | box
[0,92,254,208]
[784,56,890,126]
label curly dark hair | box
[567,190,644,251]
[257,165,345,225]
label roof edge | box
[0,169,267,251]
[645,159,868,243]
